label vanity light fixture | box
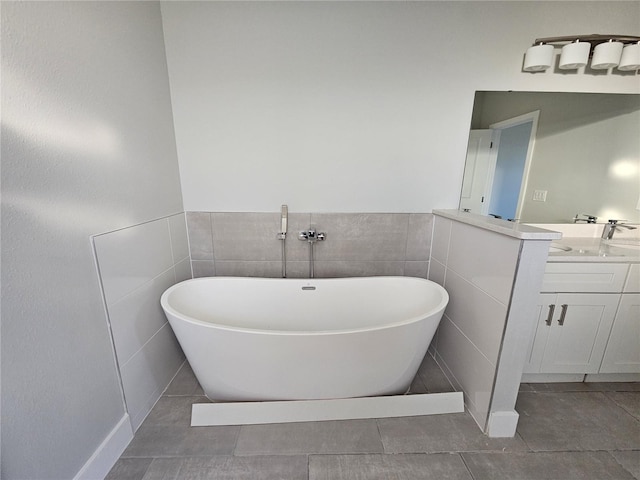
[591,39,624,69]
[619,41,640,71]
[523,43,554,72]
[559,40,591,69]
[523,34,640,72]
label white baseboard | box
[487,410,519,438]
[522,372,640,383]
[585,373,640,382]
[191,392,464,427]
[521,373,585,383]
[73,414,133,480]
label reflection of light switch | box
[533,190,547,202]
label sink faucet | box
[574,214,597,224]
[601,219,637,240]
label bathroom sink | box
[607,241,640,251]
[549,244,572,253]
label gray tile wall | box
[93,213,192,430]
[186,212,433,279]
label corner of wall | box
[72,415,134,480]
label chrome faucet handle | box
[574,214,598,223]
[298,229,326,243]
[601,220,636,239]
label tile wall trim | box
[91,211,187,237]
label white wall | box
[1,2,183,479]
[161,1,640,213]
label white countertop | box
[548,237,640,263]
[433,209,562,240]
[432,210,640,262]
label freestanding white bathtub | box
[161,276,449,402]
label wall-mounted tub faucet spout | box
[299,228,326,278]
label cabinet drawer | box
[624,264,640,293]
[541,263,628,293]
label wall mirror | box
[460,91,640,224]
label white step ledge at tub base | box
[191,392,464,427]
[486,410,519,438]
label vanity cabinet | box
[524,262,637,376]
[524,293,620,374]
[599,294,640,373]
[599,265,640,373]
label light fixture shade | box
[523,44,554,71]
[591,41,624,69]
[559,41,591,69]
[618,42,640,71]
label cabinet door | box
[522,294,556,374]
[540,294,619,374]
[600,294,640,373]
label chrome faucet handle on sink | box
[601,219,637,240]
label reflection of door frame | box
[489,110,540,221]
[460,129,500,215]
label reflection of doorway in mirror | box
[459,130,498,215]
[487,111,539,221]
[460,111,539,220]
[488,120,534,220]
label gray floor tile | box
[378,413,528,454]
[163,362,203,396]
[105,457,153,480]
[235,419,383,455]
[141,458,182,479]
[408,374,428,394]
[309,453,473,480]
[142,396,209,427]
[516,392,640,451]
[417,354,455,393]
[606,392,640,420]
[462,451,636,480]
[611,450,640,479]
[142,456,308,480]
[122,425,239,457]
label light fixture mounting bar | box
[532,34,640,47]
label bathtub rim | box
[161,276,449,337]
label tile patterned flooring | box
[107,356,640,479]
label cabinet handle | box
[545,304,555,326]
[558,304,568,326]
